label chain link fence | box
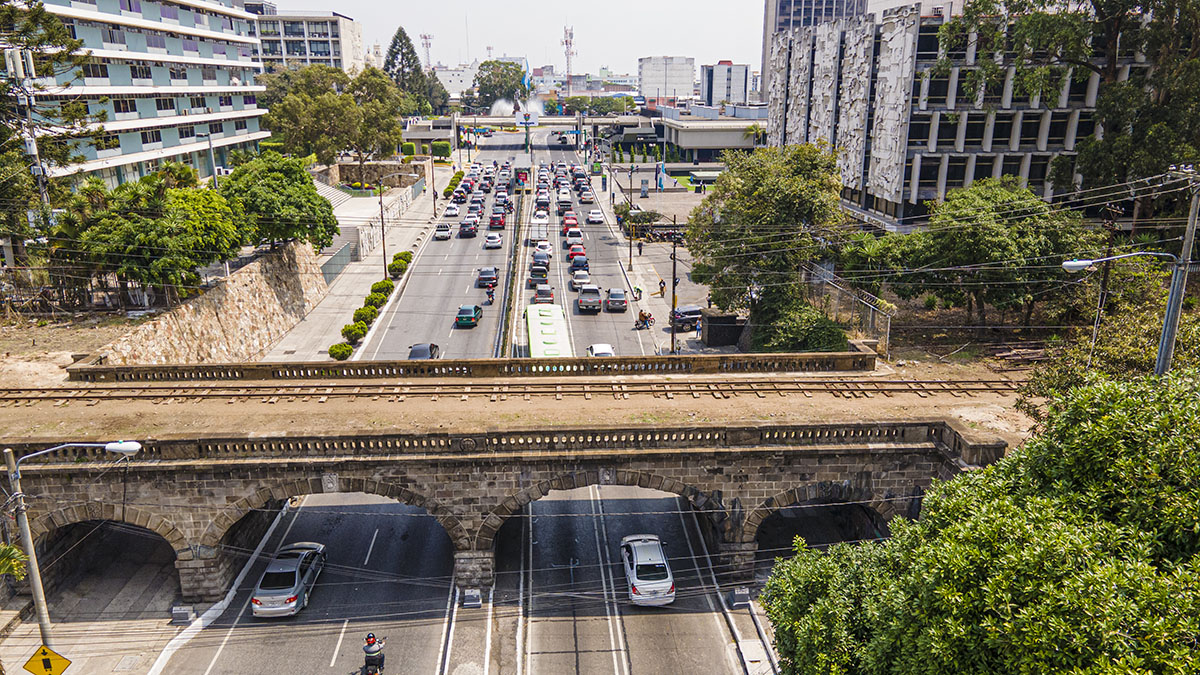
[802,262,894,358]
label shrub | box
[421,144,430,155]
[432,141,451,158]
[393,251,413,263]
[388,260,408,279]
[341,321,367,344]
[401,142,416,156]
[353,306,378,325]
[371,280,395,296]
[364,292,388,308]
[924,295,938,310]
[328,342,353,360]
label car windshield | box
[610,290,625,298]
[458,308,474,316]
[409,346,431,358]
[259,570,296,590]
[635,563,669,581]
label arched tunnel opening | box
[753,502,890,579]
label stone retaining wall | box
[89,241,328,365]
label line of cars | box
[437,162,512,240]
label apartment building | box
[766,3,1114,230]
[638,56,694,105]
[35,0,268,186]
[700,61,751,106]
[245,2,365,74]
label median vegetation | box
[327,254,411,360]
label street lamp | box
[195,132,219,188]
[4,441,142,648]
[1062,251,1187,375]
[376,170,426,280]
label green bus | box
[525,304,573,358]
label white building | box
[245,3,365,74]
[433,61,480,97]
[33,0,268,187]
[701,61,751,106]
[638,56,694,103]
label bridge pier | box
[714,541,759,585]
[176,553,229,602]
[453,550,495,589]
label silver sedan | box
[251,542,326,617]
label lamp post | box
[376,170,421,280]
[195,132,219,188]
[4,440,142,648]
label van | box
[527,264,549,287]
[434,223,452,240]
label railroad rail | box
[0,378,1020,406]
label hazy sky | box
[272,0,767,76]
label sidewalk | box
[262,165,453,361]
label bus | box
[525,304,573,358]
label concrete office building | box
[245,3,365,74]
[433,61,480,98]
[638,56,694,105]
[35,0,268,186]
[701,61,751,106]
[761,0,867,96]
[766,3,1114,230]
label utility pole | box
[670,217,678,355]
[378,187,389,280]
[5,449,54,648]
[6,49,50,205]
[1156,167,1200,375]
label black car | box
[476,266,499,287]
[407,343,441,360]
[671,305,703,330]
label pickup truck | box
[576,285,602,313]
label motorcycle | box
[363,638,387,674]
[634,314,655,330]
[486,289,495,304]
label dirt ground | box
[0,315,152,388]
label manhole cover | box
[114,655,141,671]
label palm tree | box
[743,124,766,148]
[0,544,28,581]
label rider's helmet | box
[366,633,376,645]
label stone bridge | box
[5,419,1004,601]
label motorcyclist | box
[364,633,385,670]
[637,310,650,329]
[486,288,495,304]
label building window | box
[141,129,162,144]
[201,67,217,81]
[82,61,109,78]
[221,17,233,30]
[965,114,986,145]
[146,33,166,49]
[243,95,257,105]
[178,125,195,139]
[170,65,187,80]
[284,21,304,37]
[285,41,306,56]
[129,64,152,80]
[119,0,141,12]
[235,119,248,131]
[974,156,995,181]
[218,95,232,107]
[937,117,957,148]
[209,122,223,134]
[908,117,930,147]
[102,28,126,45]
[155,97,174,111]
[1020,114,1042,145]
[1048,112,1071,145]
[1001,154,1023,176]
[1076,112,1096,139]
[113,98,137,114]
[190,96,206,109]
[946,156,968,188]
[993,113,1015,146]
[93,135,120,151]
[1028,155,1051,185]
[260,21,279,36]
[160,3,178,19]
[212,43,226,55]
[183,39,198,53]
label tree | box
[743,123,766,147]
[562,96,590,114]
[472,60,529,110]
[764,369,1200,674]
[219,152,337,249]
[0,544,28,580]
[344,67,411,172]
[686,145,843,346]
[263,91,358,164]
[426,74,450,114]
[382,25,427,103]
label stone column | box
[175,554,229,602]
[714,541,759,585]
[453,550,495,589]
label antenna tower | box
[419,34,433,69]
[486,46,494,60]
[561,26,576,97]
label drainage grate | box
[114,655,141,671]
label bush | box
[364,292,388,308]
[754,301,848,353]
[388,260,408,279]
[371,280,395,296]
[328,342,353,360]
[421,144,430,155]
[393,251,413,263]
[353,306,378,325]
[431,141,451,158]
[401,142,416,156]
[341,321,368,344]
[923,295,938,310]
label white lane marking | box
[203,495,307,675]
[483,586,495,675]
[434,582,456,671]
[590,486,629,675]
[675,503,727,634]
[329,619,348,667]
[362,528,379,566]
[437,586,461,675]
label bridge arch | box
[30,503,190,557]
[197,476,471,552]
[740,482,922,544]
[473,469,725,551]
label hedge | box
[341,321,367,344]
[393,251,413,263]
[353,306,378,325]
[432,141,451,158]
[328,343,353,360]
[388,260,408,279]
[371,280,395,296]
[364,292,388,308]
[401,142,416,156]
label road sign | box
[515,111,539,126]
[24,645,71,675]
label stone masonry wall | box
[93,241,328,365]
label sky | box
[271,0,768,76]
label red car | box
[489,214,506,229]
[567,244,586,260]
[561,217,579,234]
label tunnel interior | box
[753,502,889,577]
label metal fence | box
[410,177,425,200]
[319,243,352,285]
[803,262,894,358]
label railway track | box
[0,378,1021,406]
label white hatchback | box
[586,209,605,224]
[619,535,675,606]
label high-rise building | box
[766,3,1111,231]
[701,61,751,106]
[761,0,867,97]
[637,56,694,105]
[36,0,268,187]
[246,7,365,74]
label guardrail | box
[66,343,876,382]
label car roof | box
[677,305,703,313]
[479,266,498,273]
[620,535,666,562]
[573,270,589,277]
[535,284,552,292]
[458,304,477,311]
[608,288,625,294]
[580,284,600,291]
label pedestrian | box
[637,241,643,255]
[658,279,666,296]
[696,317,702,337]
[706,293,712,308]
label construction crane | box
[419,33,433,69]
[561,26,576,97]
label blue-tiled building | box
[37,0,269,186]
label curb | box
[0,599,34,641]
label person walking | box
[637,241,643,255]
[658,279,666,297]
[706,293,712,308]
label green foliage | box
[219,151,338,249]
[370,279,395,296]
[431,141,452,158]
[401,142,416,156]
[686,145,842,329]
[0,544,28,581]
[614,202,660,225]
[341,321,367,343]
[388,260,408,279]
[754,300,848,352]
[363,292,388,308]
[471,60,530,109]
[382,25,427,103]
[393,250,413,263]
[353,305,378,325]
[765,370,1200,674]
[328,342,353,360]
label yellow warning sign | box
[23,645,71,675]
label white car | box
[534,240,554,257]
[586,209,605,224]
[484,232,503,249]
[444,204,460,217]
[587,343,615,357]
[531,211,550,226]
[565,228,584,248]
[619,535,675,606]
[569,270,591,291]
[434,223,452,240]
[580,192,595,204]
